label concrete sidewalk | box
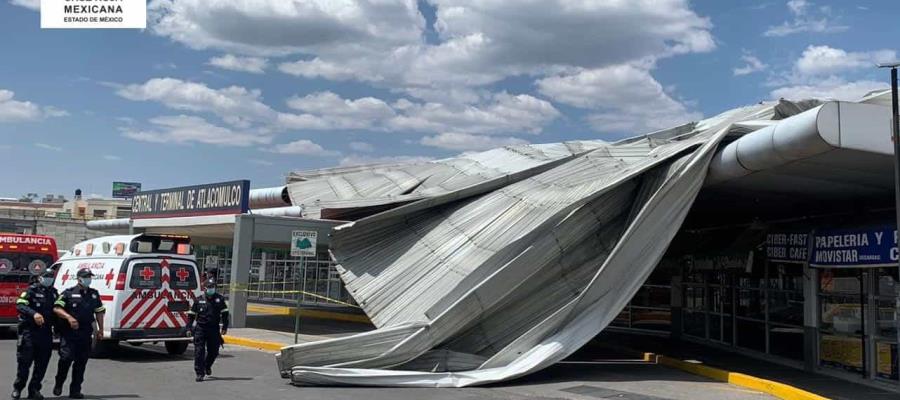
[247,301,371,324]
[224,327,352,351]
[595,330,898,400]
[225,307,375,351]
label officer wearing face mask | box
[185,279,229,382]
[52,269,104,399]
[11,269,58,400]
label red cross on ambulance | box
[105,268,115,287]
[140,266,155,281]
[175,267,189,282]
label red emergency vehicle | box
[0,233,58,330]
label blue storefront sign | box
[766,232,809,263]
[810,226,899,268]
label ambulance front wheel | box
[165,341,189,355]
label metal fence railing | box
[197,252,356,308]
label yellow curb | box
[653,353,829,400]
[247,304,371,324]
[222,335,285,352]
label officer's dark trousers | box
[14,331,52,394]
[193,327,221,376]
[55,334,91,394]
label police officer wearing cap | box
[52,269,104,399]
[185,278,229,382]
[11,269,58,400]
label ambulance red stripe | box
[134,298,169,329]
[127,294,166,329]
[146,289,176,328]
[119,289,150,326]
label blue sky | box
[0,0,897,198]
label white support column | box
[230,215,255,329]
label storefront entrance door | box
[819,267,899,383]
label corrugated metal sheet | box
[275,100,828,387]
[285,141,608,219]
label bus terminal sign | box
[810,226,898,268]
[131,180,250,219]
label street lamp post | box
[878,62,900,383]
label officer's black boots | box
[27,391,43,400]
[10,389,21,399]
[68,393,84,399]
[205,367,212,376]
[195,376,204,382]
[51,384,61,397]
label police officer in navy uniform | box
[185,278,229,382]
[52,269,105,399]
[11,269,58,400]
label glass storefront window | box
[875,340,898,381]
[768,290,804,326]
[736,318,766,352]
[873,267,899,382]
[765,263,805,360]
[820,294,863,335]
[736,288,764,320]
[685,285,705,310]
[769,324,804,360]
[631,285,671,309]
[630,307,671,331]
[819,268,865,376]
[820,333,864,374]
[684,309,706,338]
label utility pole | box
[877,62,900,383]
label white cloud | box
[420,132,527,151]
[787,0,808,15]
[795,45,895,76]
[764,0,847,37]
[286,92,396,129]
[102,155,122,161]
[771,79,885,102]
[9,0,39,10]
[733,54,768,76]
[338,154,434,167]
[349,141,374,152]
[278,58,362,81]
[208,54,268,74]
[0,89,67,122]
[280,90,560,136]
[120,115,272,146]
[389,92,560,135]
[116,78,278,127]
[537,64,701,134]
[267,139,338,156]
[34,143,62,152]
[150,0,714,103]
[149,0,424,57]
[768,45,892,102]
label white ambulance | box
[51,234,202,356]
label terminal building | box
[87,95,900,389]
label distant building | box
[0,189,122,248]
[61,189,131,220]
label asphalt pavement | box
[0,328,774,400]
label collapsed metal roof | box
[276,97,891,387]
